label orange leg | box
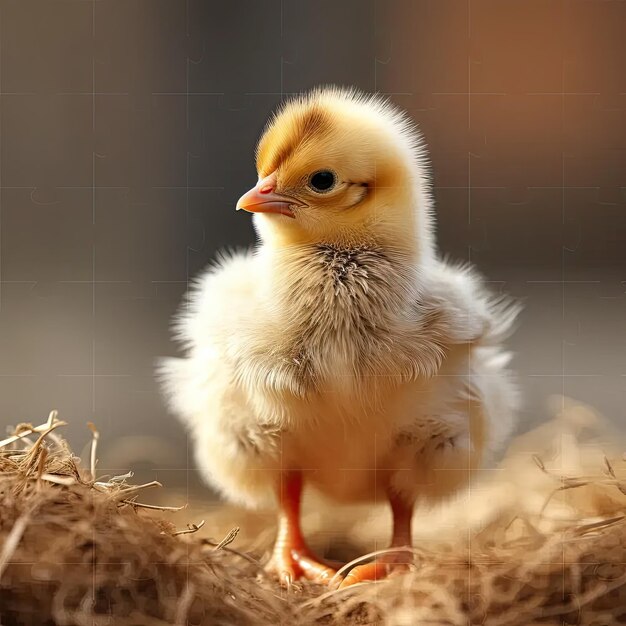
[338,491,414,588]
[265,471,336,586]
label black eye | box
[308,170,336,193]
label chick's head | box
[236,88,433,254]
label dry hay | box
[0,402,625,626]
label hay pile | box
[1,403,625,626]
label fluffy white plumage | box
[158,87,520,519]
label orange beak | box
[235,172,301,219]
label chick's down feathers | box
[158,88,520,510]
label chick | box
[159,87,519,587]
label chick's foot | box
[265,545,336,586]
[266,471,337,586]
[336,491,416,588]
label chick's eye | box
[308,170,336,193]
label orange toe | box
[265,547,336,586]
[338,561,390,588]
[338,556,412,589]
[293,551,336,583]
[264,553,299,588]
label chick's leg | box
[265,471,336,586]
[338,491,414,588]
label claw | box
[281,570,294,589]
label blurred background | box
[0,0,624,493]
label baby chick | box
[159,87,519,587]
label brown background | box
[0,0,623,489]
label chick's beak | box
[235,172,299,219]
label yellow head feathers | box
[239,87,434,255]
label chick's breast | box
[160,249,518,510]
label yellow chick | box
[159,87,519,587]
